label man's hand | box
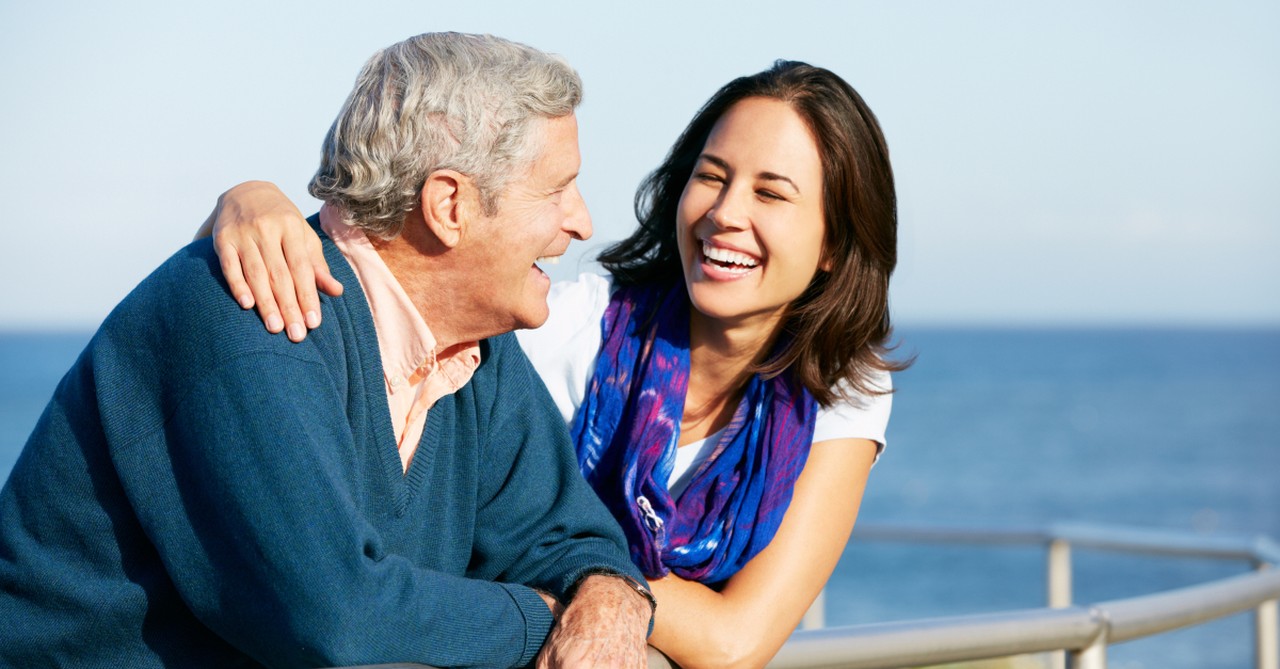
[536,574,651,669]
[537,589,565,619]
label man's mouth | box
[533,254,562,276]
[701,240,760,274]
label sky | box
[1,0,1277,329]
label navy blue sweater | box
[0,230,640,668]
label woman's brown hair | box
[598,60,908,406]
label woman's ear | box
[420,170,470,248]
[818,242,835,273]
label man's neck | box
[367,225,499,354]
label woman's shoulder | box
[812,368,893,450]
[548,271,614,312]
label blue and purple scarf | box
[569,282,817,584]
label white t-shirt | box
[515,273,892,488]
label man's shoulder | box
[96,239,335,375]
[109,239,240,322]
[467,332,525,394]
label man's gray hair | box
[309,32,583,238]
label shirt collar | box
[320,207,481,395]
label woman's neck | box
[680,307,783,445]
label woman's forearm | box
[646,438,878,669]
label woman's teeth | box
[701,240,759,269]
[535,255,561,265]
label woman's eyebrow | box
[758,171,799,193]
[698,153,799,193]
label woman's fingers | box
[310,234,345,300]
[237,242,286,335]
[260,239,306,342]
[217,240,256,311]
[281,226,321,336]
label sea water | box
[2,327,1278,668]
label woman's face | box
[676,97,828,332]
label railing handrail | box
[769,563,1280,668]
[853,521,1280,564]
[1104,566,1280,643]
[771,607,1101,669]
[340,522,1280,669]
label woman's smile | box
[697,238,762,280]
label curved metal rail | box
[341,523,1280,669]
[766,523,1280,669]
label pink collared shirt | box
[321,208,481,472]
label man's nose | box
[563,182,592,241]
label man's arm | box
[464,335,651,667]
[120,350,553,669]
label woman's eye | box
[757,189,784,201]
[695,173,724,184]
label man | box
[0,32,651,668]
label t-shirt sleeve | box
[514,272,611,425]
[812,368,893,458]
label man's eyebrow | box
[698,153,800,193]
[551,171,578,190]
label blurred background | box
[2,2,1276,667]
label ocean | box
[2,327,1277,668]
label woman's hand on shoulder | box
[196,181,343,342]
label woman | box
[204,61,904,669]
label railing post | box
[1048,538,1073,669]
[1068,608,1108,669]
[1256,561,1278,669]
[1048,538,1073,608]
[1069,637,1107,669]
[801,588,826,630]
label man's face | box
[465,113,592,331]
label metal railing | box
[345,522,1280,669]
[766,522,1280,669]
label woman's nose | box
[708,187,749,231]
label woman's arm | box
[647,437,878,669]
[195,181,342,342]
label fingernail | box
[305,311,320,329]
[287,323,305,342]
[237,294,253,309]
[266,314,284,333]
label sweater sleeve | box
[466,334,644,600]
[117,349,550,669]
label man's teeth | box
[535,255,561,265]
[701,241,759,268]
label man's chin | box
[511,291,552,331]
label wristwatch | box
[575,569,657,621]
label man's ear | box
[420,170,471,248]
